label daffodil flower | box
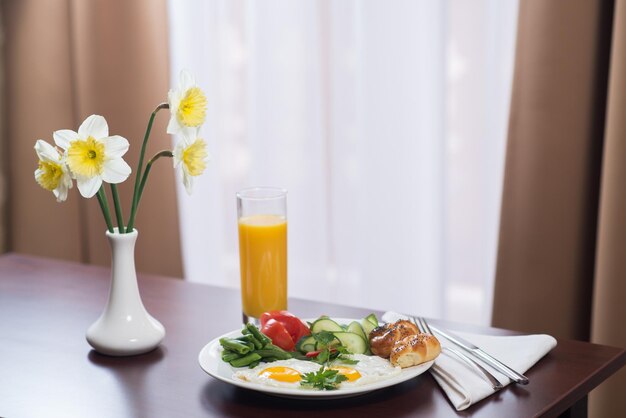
[53,115,132,198]
[33,70,210,234]
[173,129,210,195]
[34,140,73,202]
[167,69,208,135]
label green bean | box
[219,338,251,355]
[237,334,263,350]
[221,351,240,362]
[248,360,261,369]
[289,351,309,361]
[246,323,271,346]
[230,353,262,368]
[241,327,251,335]
[254,349,292,360]
[265,343,290,355]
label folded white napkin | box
[382,312,557,411]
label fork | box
[412,316,503,391]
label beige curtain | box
[493,0,625,416]
[3,0,183,277]
[0,5,5,254]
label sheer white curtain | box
[167,0,518,325]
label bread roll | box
[389,333,441,368]
[369,320,420,358]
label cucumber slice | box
[347,321,370,354]
[361,318,377,338]
[365,313,379,326]
[310,318,344,333]
[296,335,316,353]
[347,321,367,341]
[332,332,367,355]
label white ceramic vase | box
[86,229,165,356]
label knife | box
[429,324,529,385]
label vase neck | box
[105,228,143,313]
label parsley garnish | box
[313,331,337,345]
[336,355,359,365]
[299,330,360,389]
[332,345,359,364]
[308,332,360,366]
[301,367,348,390]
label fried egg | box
[232,354,401,389]
[333,354,401,387]
[233,359,320,388]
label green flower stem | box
[130,150,174,223]
[96,186,114,233]
[139,151,174,201]
[127,102,169,231]
[110,184,125,233]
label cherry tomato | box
[279,316,310,343]
[260,311,311,345]
[260,310,295,327]
[261,318,296,351]
[305,347,336,358]
[295,320,311,341]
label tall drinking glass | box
[237,187,288,324]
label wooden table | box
[0,254,624,417]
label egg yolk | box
[258,367,302,383]
[330,366,361,382]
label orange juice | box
[238,214,287,318]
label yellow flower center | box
[182,138,208,176]
[36,161,63,191]
[177,87,207,127]
[67,136,105,178]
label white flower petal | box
[62,171,74,189]
[78,115,109,139]
[180,127,199,143]
[176,139,189,152]
[182,171,194,195]
[172,138,187,163]
[35,140,61,163]
[53,130,79,150]
[55,174,72,201]
[102,159,131,184]
[167,89,181,110]
[179,69,195,91]
[102,135,130,158]
[77,176,102,198]
[167,114,182,135]
[53,185,69,202]
[182,126,202,139]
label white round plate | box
[198,318,435,399]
